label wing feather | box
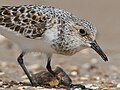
[0,5,48,39]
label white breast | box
[0,25,56,54]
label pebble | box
[17,86,25,90]
[85,84,99,89]
[80,76,89,81]
[90,76,100,81]
[106,82,117,87]
[117,83,120,88]
[102,87,108,89]
[36,86,44,89]
[70,71,78,77]
[73,88,81,90]
[0,72,5,76]
[21,75,28,79]
[85,84,92,88]
[0,81,3,87]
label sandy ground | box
[0,0,120,90]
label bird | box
[0,5,108,86]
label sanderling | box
[0,5,108,86]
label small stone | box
[21,75,27,79]
[74,88,82,90]
[0,81,3,87]
[105,82,117,88]
[36,86,44,89]
[22,86,30,89]
[3,85,10,88]
[90,76,100,81]
[85,84,99,90]
[2,81,8,85]
[117,83,120,88]
[70,71,78,77]
[102,87,108,89]
[80,76,89,81]
[18,86,24,90]
[0,72,5,76]
[85,84,92,88]
[90,85,99,89]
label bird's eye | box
[79,29,86,36]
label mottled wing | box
[0,5,47,39]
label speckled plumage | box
[0,5,96,55]
[0,5,108,86]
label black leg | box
[46,57,55,76]
[17,52,34,86]
[46,57,72,87]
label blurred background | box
[0,0,120,87]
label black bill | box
[90,40,108,61]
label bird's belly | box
[0,25,56,54]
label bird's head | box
[72,19,108,61]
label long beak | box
[90,40,108,62]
